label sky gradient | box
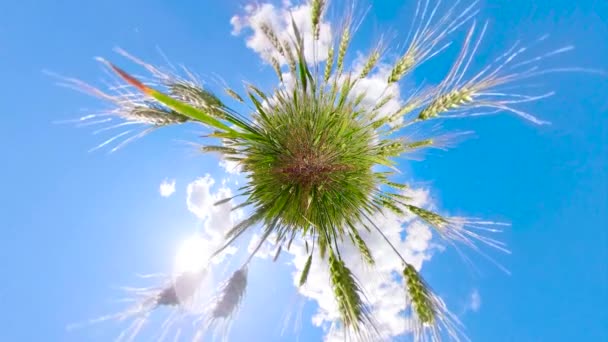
[1,0,607,341]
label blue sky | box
[1,0,607,341]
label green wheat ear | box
[402,263,465,342]
[404,264,435,324]
[59,0,592,339]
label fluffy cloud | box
[249,187,441,340]
[185,175,240,262]
[186,175,217,220]
[230,2,332,66]
[219,158,243,175]
[159,178,176,197]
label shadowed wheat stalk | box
[56,0,601,340]
[67,270,207,342]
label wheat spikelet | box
[406,204,448,227]
[200,145,238,155]
[156,270,205,307]
[383,181,409,191]
[414,21,584,125]
[247,84,269,102]
[311,0,325,40]
[169,82,223,108]
[351,231,375,265]
[209,267,248,321]
[400,132,472,154]
[385,86,436,125]
[336,74,355,107]
[374,196,405,216]
[404,138,434,150]
[358,49,380,79]
[318,236,328,260]
[406,204,510,256]
[128,105,190,126]
[270,56,284,82]
[328,252,366,330]
[387,0,479,84]
[260,22,285,57]
[225,88,244,103]
[395,101,423,119]
[336,25,351,76]
[272,245,283,262]
[417,88,474,120]
[372,93,395,112]
[51,72,189,127]
[388,51,417,83]
[352,92,367,109]
[377,140,405,158]
[169,81,226,119]
[282,39,298,75]
[299,254,313,286]
[50,70,196,152]
[403,264,435,324]
[323,46,335,84]
[402,263,464,342]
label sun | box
[173,235,212,275]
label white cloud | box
[230,2,332,66]
[219,158,243,175]
[467,289,481,313]
[187,175,216,220]
[247,232,278,260]
[247,187,442,340]
[185,175,241,259]
[159,178,176,197]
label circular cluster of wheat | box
[59,0,588,340]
